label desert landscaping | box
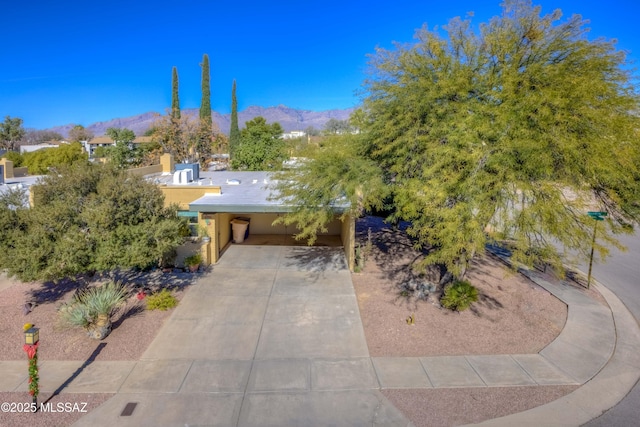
[0,216,608,427]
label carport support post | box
[342,214,356,272]
[198,212,214,265]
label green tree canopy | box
[273,0,640,277]
[197,54,214,167]
[2,150,24,167]
[104,127,136,169]
[105,127,135,144]
[22,142,88,175]
[272,133,388,243]
[0,116,26,151]
[0,162,187,281]
[232,116,285,171]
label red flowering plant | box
[23,342,39,399]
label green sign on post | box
[587,211,607,221]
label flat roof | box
[0,176,41,206]
[190,171,287,213]
[164,170,349,214]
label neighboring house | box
[0,158,29,181]
[20,141,67,154]
[83,136,152,158]
[282,130,306,139]
[0,158,39,198]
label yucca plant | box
[81,282,127,316]
[58,303,91,329]
[58,281,128,339]
[440,280,479,312]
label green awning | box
[177,211,198,217]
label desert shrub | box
[0,161,187,282]
[58,281,128,339]
[440,280,478,311]
[146,289,178,311]
[2,150,24,167]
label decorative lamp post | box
[24,326,39,345]
[23,325,40,408]
[586,211,607,289]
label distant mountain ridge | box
[48,105,355,137]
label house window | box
[178,211,199,236]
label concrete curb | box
[465,278,640,426]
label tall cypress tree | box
[171,66,180,120]
[200,54,212,126]
[229,79,240,157]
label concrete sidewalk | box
[467,278,640,427]
[1,245,638,426]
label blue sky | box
[1,0,638,130]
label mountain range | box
[48,105,355,137]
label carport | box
[187,171,355,270]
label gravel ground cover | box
[0,269,197,427]
[353,216,600,426]
[0,217,606,426]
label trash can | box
[231,219,250,243]
[235,217,251,239]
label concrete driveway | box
[67,243,637,426]
[73,245,412,426]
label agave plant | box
[58,281,128,340]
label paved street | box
[581,229,640,427]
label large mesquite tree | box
[274,0,640,277]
